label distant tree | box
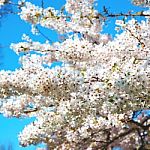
[0,143,13,150]
[0,45,3,65]
[7,143,13,150]
[0,144,5,150]
[0,0,12,57]
[0,0,12,25]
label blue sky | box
[0,0,149,149]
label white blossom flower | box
[0,0,150,149]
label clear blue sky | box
[0,0,148,149]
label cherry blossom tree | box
[0,0,150,149]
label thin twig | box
[36,26,53,43]
[106,12,150,17]
[125,27,145,47]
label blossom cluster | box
[132,0,150,6]
[0,0,6,6]
[19,1,102,37]
[0,0,150,149]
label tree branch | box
[35,26,53,43]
